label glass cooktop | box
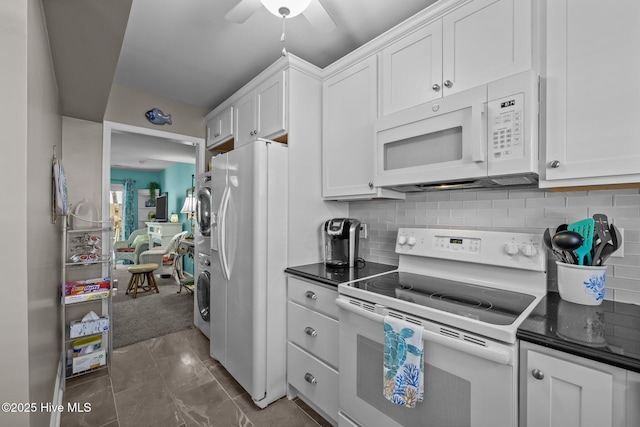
[348,271,536,325]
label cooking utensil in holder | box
[556,261,606,306]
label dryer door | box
[197,270,211,321]
[196,187,212,237]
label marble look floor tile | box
[61,375,117,427]
[173,379,252,427]
[114,377,184,427]
[146,332,192,360]
[66,367,110,389]
[203,359,247,399]
[184,330,211,361]
[100,420,119,427]
[155,349,215,395]
[235,395,320,427]
[111,341,161,394]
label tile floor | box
[61,327,332,427]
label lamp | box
[180,195,196,216]
[180,174,196,235]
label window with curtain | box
[122,179,136,240]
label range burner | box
[430,293,493,311]
[349,271,536,326]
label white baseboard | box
[49,355,63,427]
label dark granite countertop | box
[285,261,397,287]
[517,292,640,373]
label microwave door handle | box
[471,103,486,163]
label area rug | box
[111,266,194,348]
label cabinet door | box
[256,70,286,140]
[628,371,640,427]
[217,106,234,144]
[380,21,443,116]
[322,56,378,198]
[207,115,221,146]
[442,0,532,96]
[525,350,614,427]
[235,91,256,148]
[207,106,234,148]
[541,0,640,186]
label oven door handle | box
[336,299,512,366]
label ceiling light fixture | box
[260,0,312,56]
[260,0,312,19]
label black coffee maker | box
[322,218,361,268]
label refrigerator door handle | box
[218,185,231,280]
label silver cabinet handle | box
[432,83,441,92]
[304,373,317,384]
[305,291,317,300]
[549,160,561,169]
[304,327,317,337]
[444,80,453,88]
[531,369,544,380]
[368,182,374,189]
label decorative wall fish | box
[145,108,172,125]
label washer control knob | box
[398,235,407,246]
[504,243,519,256]
[407,237,417,247]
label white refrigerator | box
[209,139,288,408]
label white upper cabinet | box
[207,106,234,148]
[380,21,443,116]
[442,0,532,95]
[380,0,532,116]
[235,71,286,148]
[323,57,404,200]
[323,57,379,199]
[540,0,640,188]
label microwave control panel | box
[488,92,524,161]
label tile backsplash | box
[350,188,640,305]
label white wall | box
[1,1,63,426]
[104,83,209,139]
[62,117,103,214]
[351,187,640,305]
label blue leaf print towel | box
[383,315,424,408]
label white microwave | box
[373,70,539,191]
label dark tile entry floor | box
[62,327,332,427]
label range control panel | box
[396,228,546,272]
[434,236,481,253]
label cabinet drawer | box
[288,277,338,318]
[288,301,338,368]
[287,342,338,422]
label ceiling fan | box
[225,0,336,33]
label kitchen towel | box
[383,315,424,408]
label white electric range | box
[337,228,547,427]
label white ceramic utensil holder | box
[556,261,606,306]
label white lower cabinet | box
[287,276,339,426]
[519,341,628,427]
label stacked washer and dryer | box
[194,172,212,338]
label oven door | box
[374,85,487,189]
[337,298,516,427]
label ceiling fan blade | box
[302,0,336,33]
[225,0,263,24]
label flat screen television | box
[155,193,168,222]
